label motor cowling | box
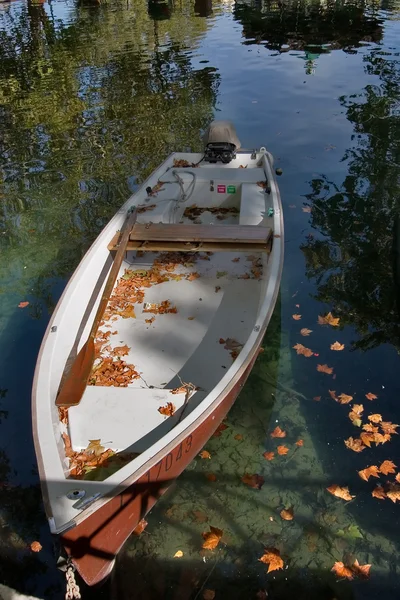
[202,120,241,164]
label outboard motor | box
[202,120,241,164]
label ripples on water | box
[0,0,400,597]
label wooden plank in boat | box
[107,224,272,253]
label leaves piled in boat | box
[58,407,69,426]
[183,205,239,221]
[212,422,229,437]
[173,159,198,168]
[61,433,137,480]
[137,204,157,213]
[219,337,243,360]
[143,300,178,315]
[89,357,140,387]
[256,181,268,190]
[150,182,165,195]
[158,402,176,417]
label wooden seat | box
[108,223,272,253]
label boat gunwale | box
[32,150,284,534]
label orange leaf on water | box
[331,561,354,580]
[329,390,338,401]
[318,312,340,327]
[206,473,217,482]
[313,396,321,401]
[300,328,312,336]
[30,541,42,553]
[387,483,400,503]
[202,526,223,550]
[263,451,275,461]
[358,465,380,482]
[259,548,284,573]
[292,343,313,357]
[380,421,399,435]
[242,473,265,489]
[212,422,229,437]
[199,451,211,459]
[203,590,216,600]
[271,426,286,438]
[352,559,371,579]
[365,392,378,401]
[133,519,148,535]
[317,364,333,375]
[374,432,391,445]
[292,314,302,320]
[360,432,375,447]
[351,404,364,416]
[277,445,289,456]
[368,414,382,423]
[331,341,345,351]
[295,439,304,447]
[344,437,366,452]
[18,301,29,308]
[379,460,397,475]
[158,402,176,417]
[234,434,243,441]
[395,473,400,483]
[337,393,353,404]
[280,507,294,521]
[363,423,378,433]
[326,485,355,501]
[372,485,386,500]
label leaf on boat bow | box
[358,466,380,482]
[300,328,312,336]
[143,300,177,314]
[270,426,286,438]
[344,437,366,452]
[199,450,211,459]
[85,439,105,456]
[58,407,69,426]
[241,473,265,489]
[292,343,313,357]
[379,460,397,475]
[316,364,333,375]
[30,541,42,553]
[277,445,289,456]
[326,485,355,501]
[150,182,165,195]
[292,314,302,320]
[133,519,148,535]
[62,433,74,458]
[318,312,340,326]
[202,525,223,550]
[112,345,130,357]
[158,402,176,417]
[137,203,157,213]
[118,307,136,319]
[330,341,345,351]
[145,317,155,324]
[365,392,378,401]
[259,548,284,573]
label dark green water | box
[1,0,400,597]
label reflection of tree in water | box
[0,0,219,304]
[233,0,386,59]
[300,49,400,351]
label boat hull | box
[61,350,259,587]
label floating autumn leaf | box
[329,390,338,401]
[374,432,391,445]
[331,562,354,580]
[313,396,321,401]
[212,423,229,437]
[318,312,340,327]
[18,301,29,308]
[292,343,313,357]
[300,328,312,336]
[349,404,363,426]
[158,402,176,417]
[344,437,365,452]
[317,364,333,375]
[381,421,399,435]
[112,345,130,357]
[263,451,275,461]
[234,434,243,441]
[206,473,217,482]
[372,485,386,500]
[330,341,345,351]
[352,560,371,579]
[365,392,378,401]
[30,541,42,553]
[199,450,211,459]
[202,525,223,550]
[259,548,284,573]
[280,507,294,521]
[358,465,380,482]
[360,432,375,447]
[326,485,355,501]
[277,445,289,456]
[337,393,353,404]
[242,473,265,489]
[133,519,148,535]
[295,439,304,447]
[271,426,286,438]
[363,423,379,433]
[85,439,105,457]
[203,590,216,600]
[292,314,302,320]
[193,510,208,523]
[396,473,400,483]
[368,414,382,423]
[387,483,400,503]
[174,550,184,558]
[379,460,397,475]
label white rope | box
[65,563,81,600]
